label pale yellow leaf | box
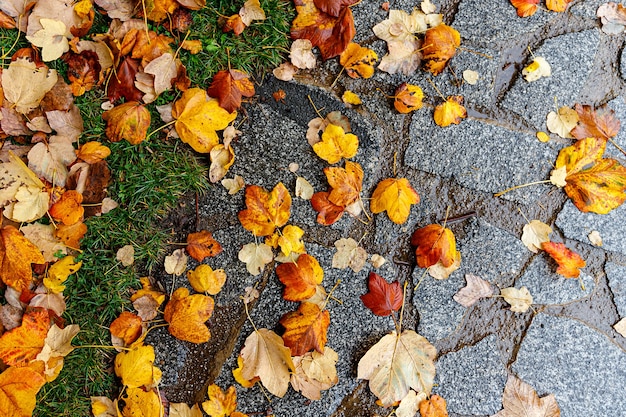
[116,245,135,267]
[239,0,266,26]
[221,175,245,194]
[21,223,67,262]
[1,58,58,114]
[290,39,316,69]
[501,286,533,313]
[522,57,551,82]
[396,390,427,417]
[521,220,553,253]
[332,237,367,273]
[238,242,273,276]
[164,249,188,276]
[295,176,314,200]
[549,165,567,188]
[25,18,69,62]
[27,135,77,187]
[546,106,578,138]
[588,230,603,246]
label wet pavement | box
[148,0,626,415]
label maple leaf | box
[0,308,49,366]
[411,224,459,269]
[44,255,82,293]
[164,248,188,275]
[114,343,162,388]
[1,57,58,114]
[238,182,292,237]
[493,375,560,417]
[521,220,553,253]
[187,264,227,295]
[110,312,143,347]
[311,191,346,225]
[510,0,539,16]
[358,330,437,407]
[186,230,222,262]
[164,287,214,343]
[238,242,274,275]
[541,241,586,278]
[546,106,578,138]
[554,137,626,214]
[122,387,163,417]
[422,24,460,75]
[325,160,363,207]
[279,302,330,356]
[0,366,46,417]
[434,96,467,127]
[276,253,324,301]
[290,347,339,400]
[314,0,358,16]
[370,177,420,224]
[26,18,69,62]
[207,69,255,113]
[202,384,246,417]
[339,43,378,79]
[276,224,306,258]
[49,190,84,225]
[27,135,76,188]
[360,272,403,316]
[240,328,295,397]
[501,286,533,313]
[20,223,67,262]
[453,274,493,307]
[103,101,151,145]
[172,87,237,153]
[394,83,424,114]
[522,56,551,82]
[291,0,356,60]
[55,221,88,249]
[35,324,80,378]
[46,104,85,142]
[209,142,235,183]
[570,103,620,141]
[332,237,367,272]
[0,225,45,292]
[144,52,178,96]
[373,9,430,43]
[419,394,449,417]
[312,123,358,164]
[379,39,423,75]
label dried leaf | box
[26,18,69,62]
[501,286,533,313]
[588,230,603,246]
[325,160,363,207]
[0,308,49,366]
[208,69,255,113]
[106,57,143,103]
[0,366,46,417]
[279,302,330,356]
[187,264,227,295]
[0,225,45,291]
[332,237,367,272]
[546,106,578,138]
[290,39,317,69]
[238,242,273,276]
[521,220,552,253]
[290,347,339,400]
[541,241,586,278]
[277,253,324,301]
[295,176,314,200]
[493,375,560,417]
[546,0,571,12]
[239,0,266,25]
[116,245,135,266]
[360,272,403,316]
[143,52,178,96]
[549,166,567,187]
[378,39,422,75]
[26,135,76,187]
[453,274,493,307]
[209,142,235,183]
[238,183,292,237]
[164,287,214,343]
[396,390,427,417]
[613,317,626,337]
[76,141,111,164]
[222,175,245,195]
[0,153,50,223]
[570,103,620,141]
[522,57,551,82]
[597,2,626,34]
[394,83,424,114]
[370,177,420,224]
[342,90,361,105]
[20,223,67,263]
[202,384,239,417]
[422,24,460,75]
[171,403,203,417]
[434,96,467,127]
[339,43,378,79]
[186,230,223,262]
[63,50,101,96]
[164,248,188,276]
[419,394,449,417]
[273,62,298,81]
[311,191,345,225]
[122,387,162,416]
[462,69,479,85]
[1,58,58,114]
[103,101,151,145]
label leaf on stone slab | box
[372,9,428,43]
[378,39,422,76]
[238,183,292,237]
[411,224,459,270]
[342,90,361,105]
[122,387,162,417]
[370,177,420,224]
[290,347,339,400]
[0,225,45,292]
[493,375,560,417]
[501,286,533,313]
[510,0,539,17]
[209,142,235,183]
[325,160,363,207]
[614,317,626,337]
[187,264,227,295]
[332,237,367,272]
[103,101,151,145]
[546,0,571,12]
[238,242,274,276]
[522,57,551,82]
[549,165,567,187]
[463,69,479,85]
[541,241,586,278]
[370,254,386,268]
[295,176,314,200]
[164,287,214,343]
[570,103,620,141]
[171,403,203,417]
[276,224,306,258]
[428,252,461,280]
[0,308,49,366]
[394,83,424,114]
[422,24,460,75]
[434,96,467,127]
[279,301,330,356]
[277,253,324,301]
[396,390,427,417]
[546,106,578,138]
[290,39,317,69]
[312,123,358,164]
[360,272,403,316]
[597,2,626,34]
[453,274,493,307]
[1,58,58,114]
[27,135,77,187]
[164,248,188,276]
[311,191,345,225]
[222,175,245,195]
[186,230,223,262]
[419,394,449,417]
[588,230,603,246]
[339,42,378,79]
[521,220,552,253]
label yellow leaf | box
[238,242,274,276]
[172,88,237,153]
[370,177,420,224]
[0,225,45,291]
[312,124,359,164]
[131,277,166,306]
[122,387,163,417]
[1,58,57,114]
[233,355,259,388]
[209,143,235,183]
[91,396,117,417]
[201,384,237,417]
[238,183,292,237]
[44,255,82,293]
[501,286,533,313]
[522,57,551,82]
[339,42,378,79]
[114,343,162,388]
[434,96,467,127]
[536,131,550,142]
[0,366,46,417]
[546,106,578,139]
[277,225,306,257]
[342,90,362,105]
[170,403,203,417]
[187,264,227,295]
[393,83,424,114]
[163,288,214,343]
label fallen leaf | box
[411,224,459,269]
[311,191,345,225]
[273,62,298,81]
[110,312,143,347]
[130,277,166,319]
[597,2,626,34]
[360,272,403,316]
[396,390,427,417]
[26,18,70,62]
[170,403,203,417]
[164,287,214,343]
[1,58,58,114]
[20,223,67,262]
[103,101,151,145]
[546,0,571,12]
[209,142,235,183]
[549,165,567,187]
[314,0,358,16]
[370,177,420,224]
[238,183,292,237]
[313,123,358,164]
[27,135,77,187]
[164,248,188,276]
[63,50,102,96]
[202,384,244,417]
[276,224,306,258]
[49,190,84,225]
[378,39,422,75]
[55,221,88,249]
[223,13,246,35]
[122,387,163,417]
[394,83,424,114]
[295,176,314,200]
[541,241,586,278]
[614,317,626,337]
[106,57,143,103]
[233,354,260,388]
[372,9,428,43]
[144,52,178,96]
[422,24,460,75]
[0,225,45,291]
[208,69,255,113]
[186,230,223,262]
[290,39,317,69]
[434,96,467,127]
[462,69,479,85]
[222,175,245,194]
[493,375,560,417]
[510,0,539,16]
[290,347,339,400]
[46,104,84,142]
[554,137,626,213]
[332,237,367,272]
[277,253,324,301]
[0,366,46,417]
[419,394,448,417]
[342,90,361,105]
[76,141,111,164]
[546,106,578,138]
[570,103,620,141]
[453,274,493,307]
[91,396,117,417]
[279,302,330,356]
[44,255,82,293]
[29,289,67,317]
[325,160,363,207]
[370,254,386,268]
[240,328,295,397]
[358,330,437,406]
[521,220,553,253]
[339,42,378,79]
[0,152,50,223]
[501,286,533,313]
[0,308,49,366]
[522,56,551,82]
[588,230,603,246]
[187,264,227,295]
[239,0,266,25]
[238,242,274,276]
[116,245,135,267]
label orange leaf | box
[202,384,239,417]
[55,221,87,249]
[276,253,324,301]
[394,83,424,114]
[279,302,330,356]
[223,14,246,35]
[541,241,586,278]
[370,177,420,224]
[510,0,539,16]
[325,160,363,207]
[102,101,151,145]
[311,191,345,225]
[76,141,111,164]
[411,224,458,269]
[186,230,223,262]
[110,311,143,346]
[434,96,467,127]
[238,182,292,237]
[207,69,255,113]
[122,387,163,416]
[0,308,50,366]
[164,288,214,343]
[546,0,571,12]
[291,0,356,60]
[555,137,626,214]
[339,42,378,79]
[0,366,46,417]
[49,190,84,225]
[0,225,45,291]
[419,394,448,417]
[422,24,460,75]
[570,103,620,141]
[233,355,260,388]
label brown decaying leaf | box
[186,230,223,262]
[422,24,460,75]
[223,14,246,35]
[453,274,493,307]
[103,101,151,145]
[27,135,77,187]
[570,103,620,141]
[279,301,330,356]
[493,375,560,417]
[207,69,255,113]
[62,50,101,96]
[106,57,143,102]
[314,0,359,16]
[332,237,367,272]
[290,347,339,400]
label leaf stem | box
[493,180,551,197]
[146,120,176,140]
[330,67,345,89]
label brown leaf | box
[207,69,255,113]
[494,375,560,417]
[570,103,620,141]
[106,57,143,103]
[62,51,102,96]
[186,230,223,262]
[453,274,493,307]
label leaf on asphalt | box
[422,24,460,75]
[239,0,266,26]
[311,191,346,225]
[208,69,255,113]
[614,317,626,337]
[554,137,626,213]
[110,311,143,348]
[130,277,166,321]
[295,176,314,200]
[411,224,460,272]
[0,153,50,223]
[521,219,553,253]
[238,182,292,237]
[370,177,420,224]
[276,224,306,258]
[541,241,586,278]
[546,106,578,138]
[434,96,467,127]
[222,175,245,195]
[44,255,82,293]
[0,225,45,291]
[0,308,49,366]
[332,237,367,272]
[238,242,274,276]
[342,90,362,105]
[588,230,603,246]
[114,343,162,388]
[0,366,46,417]
[501,286,533,313]
[370,254,386,268]
[453,274,493,307]
[103,101,151,145]
[325,160,363,207]
[570,103,620,141]
[290,347,339,400]
[186,230,223,262]
[549,165,567,187]
[357,330,437,407]
[170,402,203,417]
[463,69,479,85]
[394,83,424,114]
[20,223,67,262]
[372,9,429,43]
[378,39,422,75]
[510,0,539,17]
[279,302,330,356]
[546,0,571,12]
[277,253,324,301]
[1,58,58,114]
[396,390,427,417]
[164,248,188,276]
[522,56,551,82]
[313,123,358,164]
[597,2,626,34]
[493,375,560,417]
[240,328,295,397]
[187,264,227,295]
[49,190,84,225]
[201,384,242,417]
[290,39,317,69]
[164,287,214,343]
[233,354,260,388]
[209,142,235,183]
[339,42,378,79]
[172,87,237,153]
[360,272,403,316]
[419,394,449,417]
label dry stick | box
[438,210,477,225]
[0,15,22,63]
[608,137,626,157]
[330,67,345,89]
[426,77,447,101]
[321,279,343,311]
[307,95,325,119]
[457,47,493,59]
[140,0,150,40]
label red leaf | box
[311,191,345,225]
[107,57,143,103]
[360,272,403,316]
[207,69,255,113]
[570,103,621,141]
[313,0,359,17]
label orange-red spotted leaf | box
[555,137,626,214]
[311,191,346,225]
[370,177,420,224]
[394,83,424,114]
[49,190,84,225]
[541,241,586,278]
[411,224,458,269]
[1,225,45,292]
[164,288,214,343]
[419,394,449,417]
[102,101,151,145]
[0,308,50,366]
[570,103,621,141]
[510,0,539,16]
[238,182,292,236]
[276,253,324,301]
[207,69,255,113]
[422,24,460,75]
[186,230,223,262]
[279,302,330,356]
[434,96,467,127]
[339,42,378,79]
[325,160,363,207]
[291,0,356,60]
[0,366,46,417]
[360,272,403,316]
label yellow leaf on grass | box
[1,58,58,114]
[339,42,378,79]
[187,264,227,295]
[370,177,420,224]
[114,343,162,388]
[103,101,151,145]
[44,255,82,293]
[434,96,467,127]
[312,124,358,164]
[0,225,45,291]
[0,152,50,223]
[0,366,46,417]
[164,288,214,343]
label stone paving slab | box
[607,262,626,318]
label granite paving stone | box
[607,262,626,318]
